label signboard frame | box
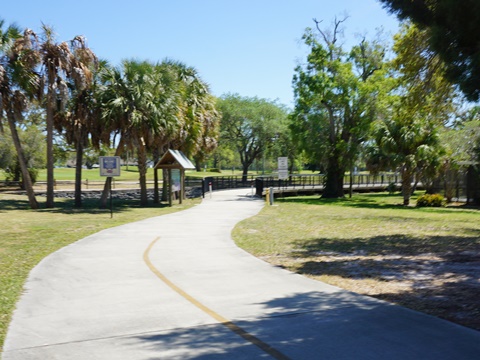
[278,157,288,180]
[99,156,121,177]
[99,156,121,218]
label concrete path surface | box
[3,189,480,359]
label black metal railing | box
[199,175,257,196]
[254,173,401,196]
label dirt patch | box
[261,250,480,331]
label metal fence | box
[254,173,401,196]
[0,179,158,191]
[199,175,257,196]
[2,169,478,204]
[432,165,480,204]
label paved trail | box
[3,189,480,359]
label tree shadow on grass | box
[38,198,173,215]
[276,194,480,214]
[376,280,480,331]
[276,194,402,209]
[0,196,172,214]
[292,234,480,257]
[0,198,32,211]
[290,234,480,331]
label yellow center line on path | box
[143,237,291,360]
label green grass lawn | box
[233,192,480,330]
[0,167,150,182]
[234,193,480,256]
[39,167,153,181]
[0,193,200,353]
[0,168,257,182]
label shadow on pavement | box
[133,291,480,359]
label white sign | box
[99,156,121,177]
[278,170,288,179]
[278,157,288,179]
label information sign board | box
[171,169,181,191]
[278,157,288,180]
[99,156,121,177]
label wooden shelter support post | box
[168,169,172,207]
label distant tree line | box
[2,5,480,209]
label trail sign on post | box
[99,156,121,218]
[278,157,288,180]
[99,156,121,177]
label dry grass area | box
[233,194,480,331]
[261,250,480,330]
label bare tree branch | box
[313,16,349,47]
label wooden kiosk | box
[154,149,195,206]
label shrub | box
[28,168,38,184]
[386,182,397,194]
[416,193,445,207]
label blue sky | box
[2,0,399,107]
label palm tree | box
[98,60,172,206]
[370,113,440,206]
[0,21,40,209]
[171,62,219,162]
[150,60,184,203]
[367,23,455,206]
[62,36,98,207]
[147,60,220,202]
[39,24,72,208]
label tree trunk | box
[321,103,345,198]
[153,167,159,204]
[322,155,345,198]
[12,161,21,182]
[152,149,160,204]
[74,139,83,208]
[242,164,249,183]
[137,143,148,206]
[99,177,112,209]
[7,112,38,209]
[46,86,55,208]
[401,167,413,206]
[194,154,202,172]
[349,167,353,198]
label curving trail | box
[3,189,480,359]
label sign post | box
[99,156,121,218]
